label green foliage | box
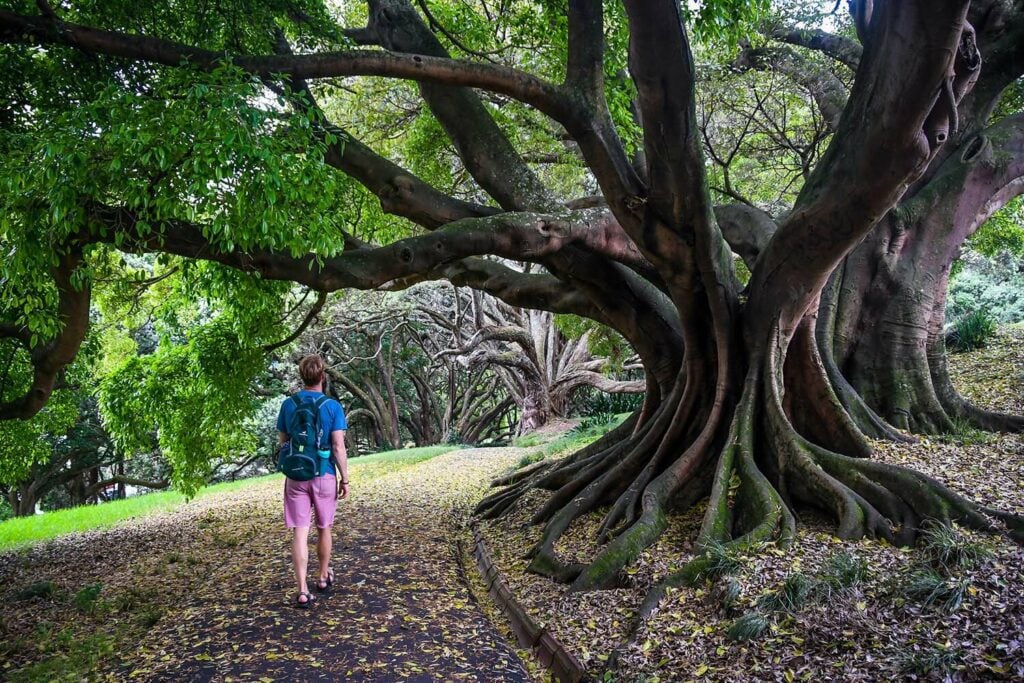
[13,581,57,602]
[73,583,105,615]
[818,551,871,594]
[0,335,97,487]
[948,251,1024,326]
[903,568,971,614]
[543,412,626,456]
[968,197,1024,258]
[946,308,997,352]
[756,572,813,613]
[918,523,993,573]
[936,415,992,446]
[686,0,771,47]
[572,412,618,433]
[515,451,546,469]
[570,386,644,418]
[553,314,633,370]
[697,539,745,582]
[5,625,116,683]
[898,644,963,678]
[512,433,543,448]
[97,317,267,494]
[726,611,769,641]
[714,575,743,610]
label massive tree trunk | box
[834,114,1024,434]
[9,484,37,517]
[477,0,1024,599]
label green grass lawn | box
[0,445,458,552]
[512,412,632,469]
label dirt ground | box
[1,448,533,682]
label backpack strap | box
[290,394,303,409]
[313,395,332,472]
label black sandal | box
[316,568,335,593]
[295,591,317,608]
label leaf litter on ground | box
[0,447,536,681]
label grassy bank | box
[0,445,458,552]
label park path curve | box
[1,448,533,682]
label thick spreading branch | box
[750,0,975,338]
[768,25,862,70]
[0,8,576,130]
[81,203,632,291]
[0,249,91,420]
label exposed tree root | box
[473,411,641,519]
[476,319,1024,663]
[622,336,1023,641]
[930,337,1024,433]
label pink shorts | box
[283,475,337,529]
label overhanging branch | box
[0,249,91,421]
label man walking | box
[278,354,350,608]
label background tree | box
[435,291,643,434]
[308,285,519,449]
[0,0,1021,615]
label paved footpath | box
[1,448,533,682]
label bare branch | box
[263,290,329,353]
[768,25,862,70]
[732,43,849,132]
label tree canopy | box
[1,0,1023,609]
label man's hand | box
[338,481,350,500]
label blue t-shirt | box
[277,391,347,476]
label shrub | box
[571,412,617,434]
[727,611,770,641]
[918,522,993,573]
[73,583,104,614]
[569,386,644,417]
[945,308,996,352]
[903,568,970,613]
[947,249,1024,325]
[757,573,813,613]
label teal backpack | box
[278,394,331,481]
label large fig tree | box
[1,0,1022,599]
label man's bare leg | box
[292,526,311,602]
[316,526,332,588]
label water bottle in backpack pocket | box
[277,394,330,481]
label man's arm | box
[278,431,288,446]
[331,429,349,500]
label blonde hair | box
[298,354,326,387]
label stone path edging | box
[472,523,589,683]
